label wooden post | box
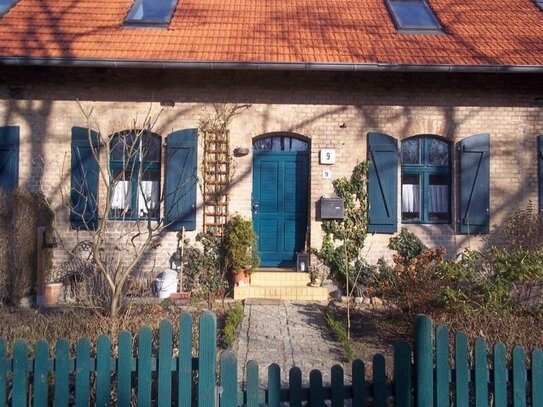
[36,226,46,305]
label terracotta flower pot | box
[43,282,63,305]
[232,270,250,286]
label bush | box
[0,188,54,304]
[222,303,244,348]
[388,227,426,262]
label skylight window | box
[124,0,178,26]
[0,0,18,16]
[386,0,442,32]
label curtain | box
[138,180,159,215]
[111,181,131,211]
[402,184,420,213]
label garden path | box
[236,299,347,386]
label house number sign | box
[319,149,336,164]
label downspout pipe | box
[0,57,543,73]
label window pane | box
[402,139,421,164]
[402,173,420,221]
[429,174,449,221]
[126,0,175,23]
[388,0,440,29]
[138,170,160,218]
[142,135,161,162]
[111,170,133,218]
[253,138,272,151]
[254,136,308,151]
[428,138,449,166]
[111,133,138,162]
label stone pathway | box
[236,299,347,386]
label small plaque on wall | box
[322,169,332,179]
[319,149,336,164]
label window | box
[401,136,450,223]
[0,126,19,190]
[0,0,18,16]
[109,131,161,220]
[253,135,309,152]
[124,0,178,26]
[386,0,442,32]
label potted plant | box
[223,214,259,285]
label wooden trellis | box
[202,129,230,234]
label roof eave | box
[1,57,543,73]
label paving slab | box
[237,299,347,386]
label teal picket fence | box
[0,311,541,405]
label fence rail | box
[0,311,541,405]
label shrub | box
[0,188,54,304]
[388,227,426,262]
[223,303,244,348]
[179,232,228,308]
[324,310,354,362]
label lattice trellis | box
[202,130,230,235]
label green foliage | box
[223,215,259,273]
[436,247,543,312]
[317,162,370,288]
[179,232,228,308]
[388,227,426,261]
[324,310,354,362]
[223,303,244,348]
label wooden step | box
[233,285,328,301]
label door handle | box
[252,203,259,212]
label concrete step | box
[234,285,329,301]
[249,271,311,287]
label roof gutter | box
[1,57,543,73]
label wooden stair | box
[234,271,329,301]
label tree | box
[45,103,197,316]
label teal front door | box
[252,136,309,267]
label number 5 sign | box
[319,149,336,164]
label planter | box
[43,282,63,305]
[232,270,250,287]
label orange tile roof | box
[0,0,543,68]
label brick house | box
[0,0,543,282]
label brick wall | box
[0,67,541,273]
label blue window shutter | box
[539,135,543,214]
[0,126,19,190]
[70,127,100,230]
[367,132,398,233]
[459,133,490,234]
[165,129,198,231]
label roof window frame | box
[123,0,178,28]
[385,0,443,34]
[0,0,20,17]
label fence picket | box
[198,311,217,407]
[220,350,238,407]
[12,340,28,407]
[75,337,91,407]
[158,320,173,407]
[455,332,469,406]
[137,326,152,406]
[246,360,259,407]
[373,354,387,407]
[178,313,192,407]
[435,325,449,407]
[474,338,488,406]
[394,340,412,407]
[309,369,324,407]
[531,349,543,407]
[267,363,281,407]
[54,339,70,407]
[493,342,507,407]
[0,338,6,406]
[33,340,50,407]
[352,359,365,405]
[96,335,111,407]
[289,366,302,407]
[331,365,344,407]
[414,314,433,406]
[512,346,526,407]
[117,331,132,406]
